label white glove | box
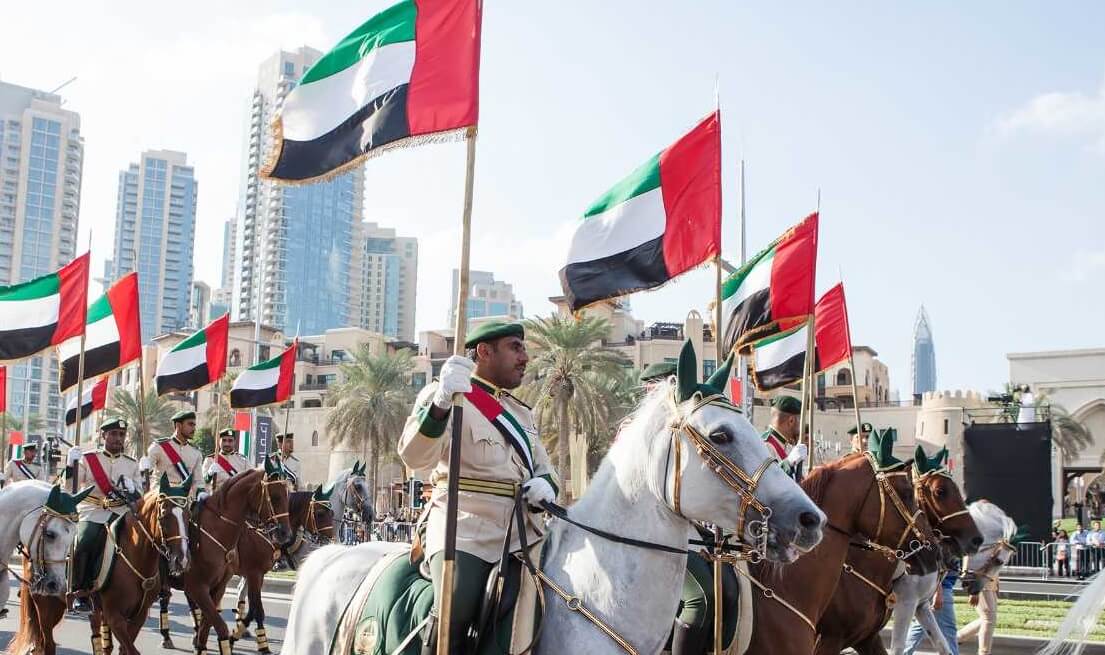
[197,491,210,503]
[67,446,82,465]
[433,356,475,409]
[138,456,151,472]
[785,443,809,467]
[118,477,137,494]
[522,477,555,511]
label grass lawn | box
[953,597,1105,641]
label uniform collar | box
[219,449,236,457]
[767,426,796,447]
[172,434,189,447]
[472,375,506,399]
[99,449,123,459]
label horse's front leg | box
[887,599,917,655]
[232,575,250,639]
[158,580,175,649]
[852,631,890,655]
[246,571,271,654]
[914,603,953,655]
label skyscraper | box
[355,222,417,341]
[449,270,524,327]
[220,217,235,290]
[0,80,84,433]
[912,305,936,396]
[232,48,363,335]
[109,150,197,342]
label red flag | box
[814,283,852,371]
[9,431,23,446]
[0,365,6,414]
[729,377,743,405]
[233,412,252,431]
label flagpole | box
[71,332,87,492]
[805,317,817,467]
[438,127,477,655]
[1,368,8,467]
[214,378,223,436]
[738,159,750,415]
[838,269,863,435]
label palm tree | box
[0,413,46,460]
[517,314,631,500]
[326,346,416,499]
[1007,388,1094,464]
[106,388,177,457]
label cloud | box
[993,73,1105,152]
[1059,246,1105,283]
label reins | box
[106,495,186,623]
[8,505,77,590]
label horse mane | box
[208,468,262,510]
[801,451,866,504]
[288,491,310,527]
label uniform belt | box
[435,476,518,498]
[80,497,127,509]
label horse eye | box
[708,430,733,445]
[44,530,57,541]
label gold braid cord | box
[731,563,817,634]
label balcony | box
[298,382,328,391]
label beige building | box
[450,270,524,327]
[817,346,891,408]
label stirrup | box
[420,612,438,655]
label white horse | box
[0,480,87,606]
[285,378,826,654]
[329,462,374,538]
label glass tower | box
[912,306,937,396]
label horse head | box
[913,445,982,556]
[152,473,193,576]
[624,341,825,562]
[25,484,91,595]
[961,500,1018,595]
[344,464,373,525]
[259,456,293,545]
[307,484,337,544]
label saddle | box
[88,516,127,593]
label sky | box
[2,1,1103,396]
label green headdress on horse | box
[867,427,906,471]
[675,340,736,403]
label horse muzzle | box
[33,574,63,597]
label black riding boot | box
[670,618,709,655]
[70,548,92,614]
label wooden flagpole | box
[71,332,87,492]
[805,317,817,467]
[136,356,149,457]
[1,367,8,468]
[838,268,863,435]
[438,127,478,655]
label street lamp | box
[1072,475,1087,526]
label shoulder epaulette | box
[122,454,137,462]
[502,391,532,410]
[155,437,170,443]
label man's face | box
[476,336,528,389]
[1078,524,1084,532]
[851,433,864,451]
[177,419,196,439]
[775,412,800,441]
[23,449,36,462]
[103,429,126,454]
[1094,522,1101,531]
[220,435,236,454]
[281,438,293,455]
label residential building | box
[220,217,234,289]
[232,47,363,335]
[109,149,198,342]
[190,280,211,328]
[816,346,891,408]
[449,270,523,327]
[354,222,417,341]
[912,306,937,398]
[0,80,83,434]
[210,287,231,323]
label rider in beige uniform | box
[68,418,141,613]
[762,395,807,479]
[272,433,301,491]
[4,441,43,482]
[849,421,873,454]
[203,429,252,491]
[147,410,205,499]
[398,320,558,653]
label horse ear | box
[46,484,61,509]
[705,353,735,394]
[876,428,900,468]
[934,447,949,468]
[914,445,931,474]
[314,483,335,501]
[676,340,698,403]
[866,428,881,454]
[264,455,275,476]
[72,485,95,505]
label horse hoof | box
[162,638,175,649]
[0,608,7,619]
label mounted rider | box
[398,320,558,652]
[67,418,142,614]
[848,421,874,453]
[203,428,251,491]
[4,439,42,482]
[272,432,301,490]
[147,410,205,499]
[762,395,807,479]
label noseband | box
[665,391,776,560]
[257,475,290,533]
[849,454,932,562]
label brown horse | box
[177,464,291,655]
[814,454,983,655]
[6,559,67,655]
[83,476,194,655]
[743,451,930,654]
[230,486,336,653]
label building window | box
[943,418,949,435]
[229,349,241,367]
[836,368,852,386]
[311,430,319,446]
[703,359,716,377]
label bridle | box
[287,496,335,556]
[664,391,775,560]
[14,505,77,592]
[847,453,931,562]
[108,493,190,621]
[256,473,291,535]
[914,469,972,537]
[962,538,1015,589]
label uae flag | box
[0,254,90,362]
[560,112,722,311]
[230,340,297,409]
[743,285,854,391]
[720,212,818,354]
[58,273,141,392]
[261,0,481,182]
[234,412,252,458]
[155,314,229,395]
[65,377,108,426]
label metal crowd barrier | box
[1006,541,1105,579]
[337,520,417,544]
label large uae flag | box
[0,254,89,362]
[65,377,108,426]
[261,0,481,182]
[155,314,229,395]
[58,273,141,392]
[230,340,297,409]
[560,111,722,311]
[720,212,818,354]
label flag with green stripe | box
[0,254,89,362]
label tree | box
[326,346,416,503]
[517,314,631,501]
[106,388,177,457]
[0,413,46,460]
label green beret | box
[23,441,39,450]
[847,422,874,435]
[640,362,676,383]
[464,320,524,349]
[218,428,236,438]
[275,432,293,442]
[771,395,802,415]
[171,410,196,423]
[100,417,129,432]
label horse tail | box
[1038,571,1105,655]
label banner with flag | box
[230,341,297,408]
[65,377,108,426]
[261,0,482,182]
[559,112,722,312]
[58,273,142,392]
[155,313,229,395]
[720,212,818,354]
[0,254,89,362]
[9,431,23,461]
[813,283,852,371]
[234,411,252,458]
